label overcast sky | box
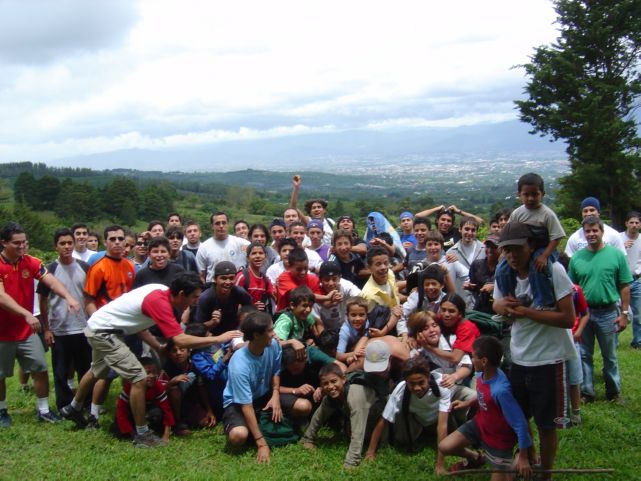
[0,0,559,163]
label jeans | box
[580,307,621,398]
[629,279,641,346]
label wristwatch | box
[622,310,629,316]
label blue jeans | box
[629,279,641,346]
[580,308,621,398]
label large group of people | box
[0,173,637,480]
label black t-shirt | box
[192,285,252,335]
[468,258,496,314]
[330,253,366,289]
[132,263,185,289]
[280,347,336,389]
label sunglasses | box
[108,236,125,242]
[136,241,147,246]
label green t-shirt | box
[569,245,632,305]
[274,310,316,341]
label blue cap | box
[307,220,323,231]
[400,211,413,220]
[580,197,601,212]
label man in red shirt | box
[0,222,81,427]
[61,272,241,448]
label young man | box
[182,220,202,257]
[71,223,96,263]
[493,221,576,481]
[223,311,309,463]
[287,221,322,272]
[0,222,81,426]
[564,197,626,257]
[266,238,297,286]
[166,227,198,273]
[133,236,185,289]
[466,234,500,314]
[398,211,417,251]
[37,228,91,411]
[192,261,252,336]
[446,217,485,308]
[269,219,287,252]
[166,212,182,229]
[361,246,402,336]
[196,212,250,284]
[620,211,641,349]
[61,273,241,447]
[569,216,632,403]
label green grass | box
[1,332,640,481]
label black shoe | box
[606,393,625,405]
[60,404,88,428]
[86,414,100,429]
[630,343,641,350]
[580,394,595,404]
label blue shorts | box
[457,420,514,470]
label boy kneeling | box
[222,311,310,463]
[439,336,532,479]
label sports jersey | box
[84,255,135,308]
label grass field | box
[1,330,640,481]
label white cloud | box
[0,0,558,162]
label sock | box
[136,424,150,436]
[90,403,102,419]
[37,397,50,414]
[67,378,77,390]
[0,400,7,410]
[70,399,83,411]
[573,408,581,414]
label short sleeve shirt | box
[84,256,135,308]
[382,373,451,427]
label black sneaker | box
[0,409,11,428]
[86,414,100,429]
[133,431,167,448]
[37,410,62,423]
[60,404,88,428]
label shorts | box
[0,334,48,378]
[85,328,146,384]
[222,392,298,434]
[510,362,570,430]
[457,420,514,470]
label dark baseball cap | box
[319,261,341,278]
[498,222,533,248]
[484,234,500,246]
[214,261,237,277]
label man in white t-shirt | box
[71,223,96,263]
[196,212,250,284]
[621,211,641,348]
[564,197,625,257]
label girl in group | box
[234,242,274,313]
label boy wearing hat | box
[493,221,576,480]
[192,261,253,335]
[307,220,330,261]
[301,340,390,468]
[398,211,417,251]
[564,196,626,257]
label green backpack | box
[258,410,300,447]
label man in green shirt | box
[569,216,632,403]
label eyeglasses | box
[136,241,147,246]
[107,236,125,242]
[167,236,182,240]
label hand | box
[450,400,470,411]
[264,393,282,423]
[66,297,81,313]
[368,327,385,338]
[446,252,458,263]
[256,444,271,463]
[479,282,494,294]
[330,290,343,303]
[313,387,323,403]
[615,314,628,332]
[572,330,583,342]
[292,175,301,189]
[210,309,222,326]
[447,205,460,214]
[416,331,430,348]
[296,384,315,397]
[440,373,456,388]
[202,411,216,428]
[391,305,402,318]
[25,314,41,334]
[254,301,266,311]
[462,282,476,291]
[515,452,532,479]
[290,339,307,361]
[625,239,634,249]
[172,374,191,384]
[44,329,55,347]
[534,254,548,272]
[493,295,521,315]
[216,330,243,344]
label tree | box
[13,172,37,206]
[515,0,641,228]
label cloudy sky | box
[0,0,559,164]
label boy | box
[327,229,368,288]
[275,248,325,312]
[166,226,198,272]
[223,311,310,463]
[405,216,430,271]
[508,172,566,271]
[620,211,641,349]
[313,261,362,332]
[446,217,485,308]
[287,221,323,271]
[307,220,330,261]
[133,236,185,289]
[266,238,297,286]
[115,357,174,443]
[337,297,370,364]
[439,336,532,479]
[493,222,576,480]
[398,211,417,251]
[361,246,402,336]
[301,341,390,468]
[274,286,324,353]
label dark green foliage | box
[516,0,641,228]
